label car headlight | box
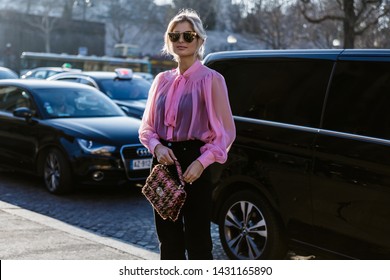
[77,139,116,155]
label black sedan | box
[48,68,151,119]
[0,79,152,194]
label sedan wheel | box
[43,149,72,194]
[219,190,287,259]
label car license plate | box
[131,158,152,170]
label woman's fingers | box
[184,160,204,184]
[156,145,175,165]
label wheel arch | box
[212,176,282,224]
[214,177,289,259]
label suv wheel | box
[218,190,287,259]
[43,149,73,194]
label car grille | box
[120,144,152,180]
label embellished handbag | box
[142,160,186,222]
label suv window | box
[212,58,333,127]
[323,61,390,140]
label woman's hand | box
[154,144,176,165]
[183,160,204,185]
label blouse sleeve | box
[197,72,236,168]
[138,73,163,155]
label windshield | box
[34,87,126,118]
[99,78,150,100]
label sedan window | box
[0,86,36,113]
[77,77,97,88]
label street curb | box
[0,200,159,260]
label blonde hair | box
[162,9,207,62]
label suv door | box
[206,56,334,259]
[314,57,390,259]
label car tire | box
[218,190,287,259]
[43,148,73,194]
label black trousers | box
[153,139,213,260]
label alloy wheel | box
[223,200,267,259]
[44,152,61,192]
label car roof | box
[28,67,64,71]
[0,67,18,78]
[0,66,17,71]
[0,78,97,90]
[203,49,390,64]
[26,67,82,73]
[48,71,147,81]
[203,49,343,63]
[81,71,118,78]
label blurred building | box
[0,10,105,73]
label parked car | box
[20,66,81,79]
[0,66,18,79]
[204,49,390,260]
[134,72,154,82]
[48,68,151,119]
[0,79,152,194]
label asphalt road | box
[0,169,229,260]
[0,168,330,260]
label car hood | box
[45,116,142,146]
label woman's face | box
[170,21,200,60]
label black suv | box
[204,49,390,260]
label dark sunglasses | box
[168,31,198,43]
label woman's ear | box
[197,38,204,50]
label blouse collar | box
[175,59,202,79]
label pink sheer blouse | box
[138,60,236,169]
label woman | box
[139,9,235,260]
